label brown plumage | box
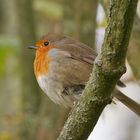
[28,33,140,116]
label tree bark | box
[0,0,6,34]
[15,0,41,139]
[74,0,98,48]
[57,1,138,140]
[16,0,41,113]
[63,0,98,48]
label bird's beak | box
[27,46,38,49]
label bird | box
[28,33,140,116]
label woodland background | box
[0,0,140,140]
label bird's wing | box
[53,36,97,65]
[48,48,93,85]
[48,34,124,87]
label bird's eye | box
[44,41,49,46]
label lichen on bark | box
[57,0,138,140]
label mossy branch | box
[57,1,138,140]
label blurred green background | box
[0,0,140,140]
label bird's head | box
[28,33,64,77]
[28,33,65,53]
[28,38,53,55]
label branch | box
[114,90,140,116]
[57,1,138,140]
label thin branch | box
[57,0,138,140]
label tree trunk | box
[77,0,98,48]
[15,0,41,139]
[57,1,138,140]
[0,0,6,34]
[63,0,98,48]
[128,16,140,79]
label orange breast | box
[34,51,51,78]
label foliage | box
[34,0,63,20]
[0,37,19,77]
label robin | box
[28,33,140,115]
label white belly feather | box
[37,75,74,107]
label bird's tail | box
[113,90,140,117]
